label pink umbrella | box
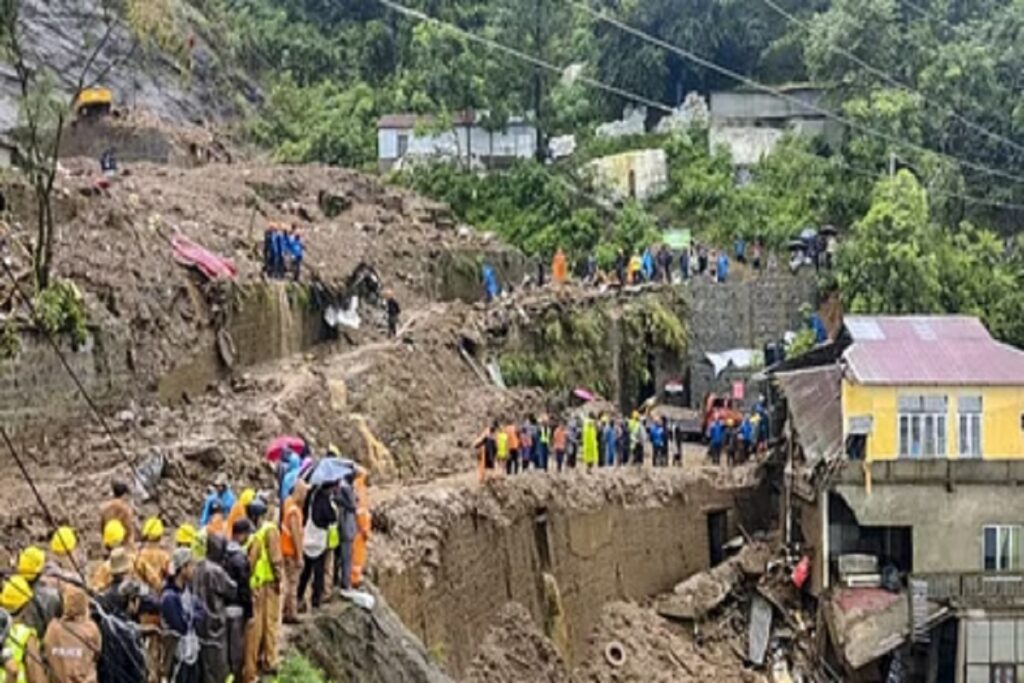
[265,435,305,462]
[573,387,596,402]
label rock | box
[181,441,224,469]
[293,583,454,683]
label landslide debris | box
[464,603,571,683]
[2,159,516,383]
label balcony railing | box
[914,572,1024,606]
[835,459,1024,487]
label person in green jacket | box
[582,414,599,469]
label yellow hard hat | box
[103,519,126,549]
[17,546,46,580]
[239,489,256,508]
[631,411,640,420]
[51,527,77,556]
[175,523,197,547]
[0,576,32,612]
[141,517,165,541]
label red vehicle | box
[701,392,744,437]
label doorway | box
[707,510,728,567]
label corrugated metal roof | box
[843,315,1024,386]
[776,365,844,466]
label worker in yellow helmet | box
[99,480,136,549]
[0,575,48,683]
[137,517,169,683]
[137,518,169,592]
[91,519,135,591]
[175,523,198,550]
[16,547,60,638]
[227,488,256,535]
[49,527,79,576]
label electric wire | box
[756,0,1024,159]
[571,0,1024,188]
[374,0,1024,211]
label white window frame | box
[983,525,1023,572]
[898,395,948,458]
[958,396,983,458]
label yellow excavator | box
[73,87,113,120]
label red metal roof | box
[843,315,1024,386]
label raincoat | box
[582,418,599,467]
[482,265,499,301]
[641,249,655,281]
[552,249,567,284]
[279,452,302,503]
[602,423,617,467]
[43,586,101,683]
[716,253,729,282]
[200,488,236,527]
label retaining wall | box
[376,473,771,677]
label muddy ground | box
[0,146,777,683]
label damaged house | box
[772,315,1024,683]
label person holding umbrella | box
[296,478,338,611]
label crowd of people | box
[0,444,370,683]
[473,398,771,479]
[262,223,305,281]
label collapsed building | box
[771,315,1024,683]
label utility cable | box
[756,0,1024,159]
[571,0,1024,188]
[374,0,1024,212]
[0,463,143,683]
[0,249,172,520]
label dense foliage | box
[200,0,1024,346]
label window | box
[959,396,983,458]
[898,395,948,458]
[984,526,1022,571]
[397,134,409,158]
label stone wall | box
[0,326,131,432]
[376,473,770,677]
[685,271,817,407]
[158,282,328,403]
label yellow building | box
[839,316,1024,461]
[775,315,1024,683]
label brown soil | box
[464,603,572,683]
[574,601,765,683]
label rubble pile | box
[1,158,515,381]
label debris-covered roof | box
[775,365,844,466]
[843,315,1024,386]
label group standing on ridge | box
[0,440,370,683]
[474,397,770,480]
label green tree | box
[836,170,944,313]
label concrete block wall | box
[0,327,130,431]
[686,272,817,406]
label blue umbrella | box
[307,457,356,486]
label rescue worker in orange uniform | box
[243,498,284,683]
[227,488,256,533]
[552,248,568,285]
[280,479,308,623]
[351,469,371,588]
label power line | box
[573,1,1024,189]
[0,250,172,520]
[756,0,1024,159]
[0,430,145,683]
[373,0,1024,212]
[374,0,675,115]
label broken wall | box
[375,472,771,678]
[158,282,328,402]
[0,326,130,432]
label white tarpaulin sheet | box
[705,349,762,377]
